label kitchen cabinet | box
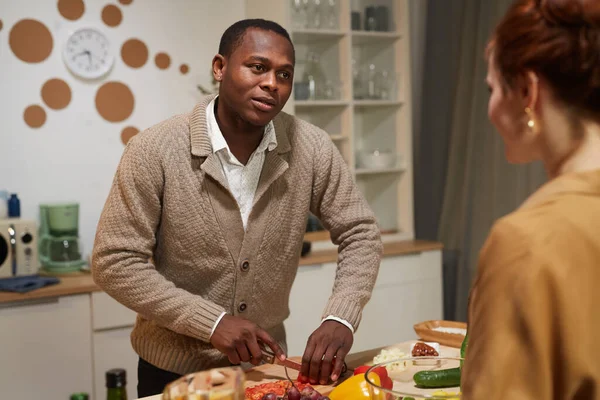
[91,292,138,400]
[93,327,138,400]
[0,242,442,399]
[285,249,443,356]
[0,294,94,399]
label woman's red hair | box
[488,0,600,119]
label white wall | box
[0,0,245,259]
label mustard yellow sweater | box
[92,94,383,375]
[462,169,600,399]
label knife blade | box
[260,347,303,371]
[260,347,348,376]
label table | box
[136,340,460,399]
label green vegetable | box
[460,332,469,368]
[413,367,461,388]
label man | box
[92,19,382,397]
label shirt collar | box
[205,96,277,156]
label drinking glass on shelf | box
[307,0,322,29]
[366,63,378,99]
[352,58,365,99]
[324,0,339,30]
[377,70,397,101]
[323,79,343,100]
[291,0,308,29]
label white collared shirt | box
[205,97,354,339]
[206,97,277,230]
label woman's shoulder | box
[477,202,588,285]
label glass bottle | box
[70,393,89,400]
[106,368,127,400]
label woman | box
[461,0,600,398]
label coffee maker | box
[39,203,86,273]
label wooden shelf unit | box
[246,0,414,242]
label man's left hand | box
[300,320,353,385]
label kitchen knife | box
[261,347,303,371]
[260,347,348,375]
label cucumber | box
[460,333,469,368]
[413,367,461,388]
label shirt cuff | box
[322,315,355,334]
[209,311,227,340]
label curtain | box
[414,0,547,321]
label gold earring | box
[525,107,535,129]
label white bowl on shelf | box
[358,150,398,169]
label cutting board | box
[244,356,338,395]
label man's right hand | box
[210,314,286,366]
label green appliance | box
[39,203,86,273]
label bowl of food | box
[364,357,463,399]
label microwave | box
[0,218,39,278]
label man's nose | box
[260,72,278,92]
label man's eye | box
[278,71,291,80]
[253,65,265,72]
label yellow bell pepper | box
[328,373,385,400]
[432,390,461,400]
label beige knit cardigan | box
[92,94,383,375]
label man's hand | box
[300,320,353,385]
[210,314,286,366]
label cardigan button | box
[241,260,250,272]
[238,302,247,313]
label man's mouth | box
[251,97,276,112]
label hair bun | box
[539,0,600,27]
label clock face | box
[63,27,114,80]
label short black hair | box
[218,19,294,58]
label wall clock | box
[63,27,114,80]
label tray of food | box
[413,320,467,349]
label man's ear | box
[521,70,539,111]
[212,54,226,82]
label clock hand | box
[71,51,88,61]
[89,52,104,62]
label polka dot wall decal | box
[9,19,53,63]
[121,126,139,145]
[121,38,148,68]
[57,0,85,21]
[24,105,47,128]
[118,0,133,5]
[95,81,135,123]
[155,52,171,70]
[41,78,72,110]
[179,64,189,74]
[101,4,123,27]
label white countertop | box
[137,395,161,400]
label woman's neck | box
[545,121,600,179]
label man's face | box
[216,28,295,127]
